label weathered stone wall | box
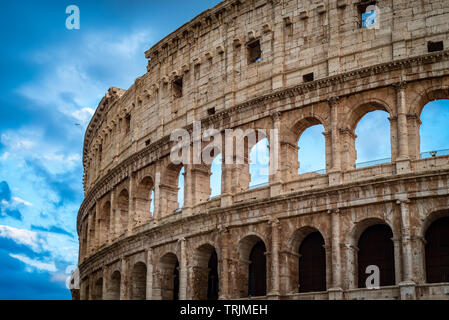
[76,0,449,300]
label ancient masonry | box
[73,0,449,300]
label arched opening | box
[248,240,267,297]
[298,232,326,293]
[117,189,129,236]
[131,262,147,300]
[425,216,449,283]
[158,253,179,300]
[355,110,391,167]
[135,176,154,224]
[192,244,219,300]
[419,99,449,157]
[238,235,267,297]
[249,138,269,189]
[109,270,121,300]
[100,202,110,245]
[297,124,326,174]
[160,163,183,215]
[357,224,395,288]
[92,278,103,300]
[210,154,222,199]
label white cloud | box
[11,197,33,207]
[9,254,57,273]
[0,225,44,252]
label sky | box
[0,1,448,300]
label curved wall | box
[76,0,449,300]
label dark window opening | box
[145,139,151,146]
[298,232,326,293]
[247,40,262,64]
[173,77,183,98]
[207,250,219,300]
[425,216,449,283]
[207,107,216,116]
[125,114,131,134]
[357,1,377,28]
[303,72,314,82]
[428,41,444,53]
[357,224,395,288]
[248,240,266,297]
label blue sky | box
[0,1,448,300]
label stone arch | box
[117,188,129,236]
[135,176,154,224]
[191,243,219,300]
[343,99,394,170]
[422,210,449,283]
[92,277,103,300]
[411,86,449,118]
[161,162,183,215]
[155,252,179,300]
[237,234,267,297]
[288,226,327,293]
[131,261,147,300]
[108,270,121,300]
[346,99,394,134]
[346,217,396,289]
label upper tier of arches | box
[81,0,449,191]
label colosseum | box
[74,0,449,300]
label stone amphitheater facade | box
[74,0,449,300]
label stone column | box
[395,82,412,175]
[269,112,282,197]
[146,248,153,300]
[397,199,417,299]
[108,191,115,244]
[183,165,193,215]
[95,204,100,250]
[329,209,342,289]
[329,97,341,172]
[392,237,403,285]
[269,219,280,295]
[87,211,93,255]
[127,175,135,235]
[179,238,187,300]
[153,162,162,222]
[120,257,129,300]
[218,226,230,299]
[102,266,109,300]
[396,82,409,159]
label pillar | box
[329,209,342,289]
[269,112,282,197]
[329,97,341,172]
[269,219,280,295]
[127,175,135,234]
[218,226,230,299]
[146,248,154,300]
[179,238,187,300]
[102,266,109,300]
[120,257,129,300]
[109,192,115,243]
